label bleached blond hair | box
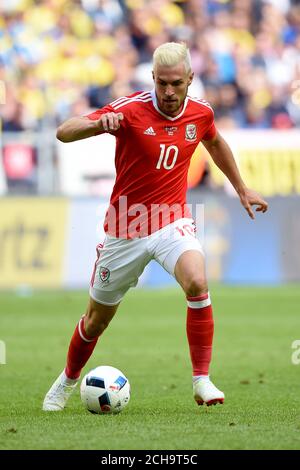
[153,42,192,73]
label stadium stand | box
[0,0,299,132]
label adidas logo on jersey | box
[144,127,156,136]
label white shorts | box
[89,218,204,305]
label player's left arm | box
[202,131,268,219]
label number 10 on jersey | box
[156,144,179,170]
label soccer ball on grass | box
[80,365,130,414]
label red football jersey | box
[86,90,216,238]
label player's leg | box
[65,298,119,381]
[42,299,119,411]
[43,235,151,411]
[174,249,224,406]
[153,218,224,406]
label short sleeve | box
[202,107,217,141]
[85,104,125,136]
[85,104,113,121]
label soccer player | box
[43,43,268,411]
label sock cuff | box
[187,293,211,309]
[193,375,210,383]
[78,317,97,343]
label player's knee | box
[84,314,110,338]
[183,276,208,297]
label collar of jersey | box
[150,89,189,121]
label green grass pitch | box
[0,285,300,450]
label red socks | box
[65,293,214,380]
[65,317,99,380]
[186,293,214,376]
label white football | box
[80,365,130,414]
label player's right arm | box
[56,112,124,143]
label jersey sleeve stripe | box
[113,97,152,110]
[188,97,213,111]
[110,96,130,107]
[111,93,151,107]
[110,92,151,108]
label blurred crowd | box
[1,0,300,132]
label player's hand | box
[238,187,268,220]
[97,112,124,132]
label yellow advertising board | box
[208,130,300,196]
[0,198,68,288]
